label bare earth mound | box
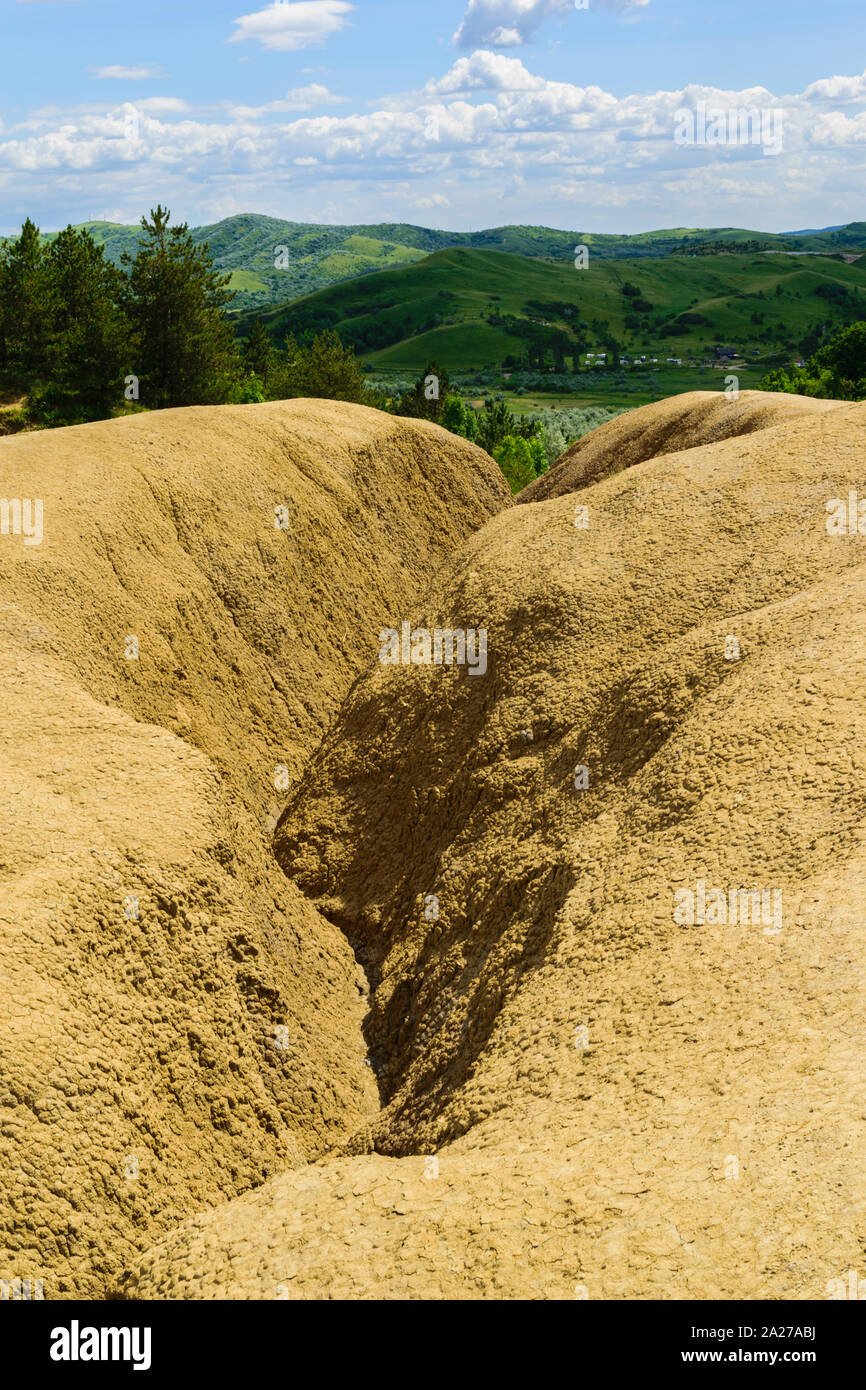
[123,398,866,1299]
[519,389,848,502]
[0,400,508,1297]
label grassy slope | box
[244,245,866,370]
[20,214,866,312]
[37,216,435,310]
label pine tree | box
[396,360,452,421]
[284,329,366,402]
[0,218,48,384]
[37,226,129,421]
[121,205,240,409]
[241,320,285,396]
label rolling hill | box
[240,245,866,372]
[12,214,866,313]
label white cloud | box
[3,56,866,235]
[485,27,522,46]
[453,0,649,50]
[227,84,345,117]
[803,71,866,105]
[229,1,353,53]
[94,66,164,81]
[133,98,189,114]
[424,52,545,94]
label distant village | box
[583,346,806,371]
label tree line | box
[0,206,377,426]
[0,207,549,492]
[759,320,866,399]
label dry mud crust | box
[519,389,848,502]
[127,395,866,1301]
[0,399,508,1298]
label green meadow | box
[247,245,866,374]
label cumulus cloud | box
[803,71,866,105]
[2,55,865,233]
[227,84,345,117]
[452,0,649,49]
[423,51,546,94]
[229,1,353,52]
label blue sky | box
[1,0,865,233]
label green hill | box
[38,215,433,311]
[239,245,866,371]
[11,214,865,313]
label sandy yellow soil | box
[519,389,847,501]
[3,391,863,1300]
[0,400,508,1297]
[124,393,865,1299]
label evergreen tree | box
[37,225,129,421]
[242,321,277,385]
[476,398,540,454]
[284,329,366,401]
[121,205,240,408]
[241,320,287,398]
[396,361,452,421]
[0,218,48,383]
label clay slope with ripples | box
[124,395,866,1300]
[0,399,508,1297]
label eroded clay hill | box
[0,400,508,1297]
[519,389,847,502]
[123,393,865,1299]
